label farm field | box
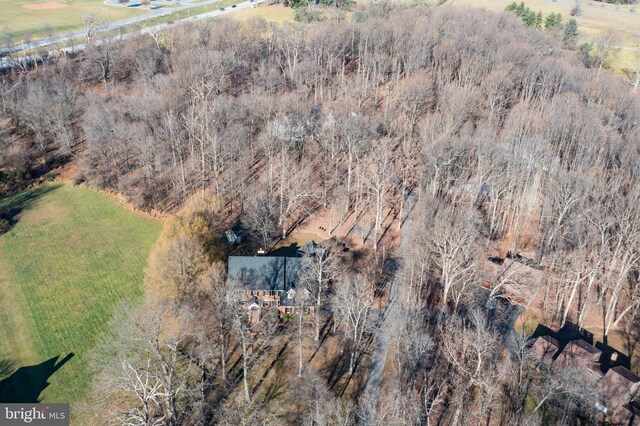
[447,0,640,70]
[0,183,162,404]
[0,0,147,38]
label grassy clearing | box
[445,0,640,71]
[0,183,162,403]
[0,0,148,38]
[231,4,295,22]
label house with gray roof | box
[228,255,311,320]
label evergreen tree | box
[506,2,545,30]
[545,12,563,30]
[563,19,579,49]
[579,42,594,68]
[505,2,518,12]
[535,11,543,29]
[522,9,536,26]
[544,13,553,29]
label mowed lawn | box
[0,0,147,38]
[0,183,161,403]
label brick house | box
[227,255,312,321]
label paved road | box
[544,0,640,18]
[0,0,262,70]
[360,193,415,424]
[0,0,259,56]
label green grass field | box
[0,0,148,38]
[0,183,161,403]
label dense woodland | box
[1,3,640,424]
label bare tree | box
[531,366,600,417]
[593,30,621,77]
[115,359,167,426]
[301,242,340,342]
[226,287,279,403]
[231,306,252,403]
[438,310,504,425]
[98,301,200,426]
[16,81,51,159]
[294,285,310,378]
[624,51,640,93]
[243,193,279,251]
[426,203,479,309]
[332,272,375,376]
[365,140,394,251]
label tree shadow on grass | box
[0,358,16,380]
[0,353,74,403]
[0,183,61,235]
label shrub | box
[0,218,10,234]
[295,7,324,21]
[72,173,86,186]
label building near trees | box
[554,339,602,373]
[610,402,640,425]
[227,255,312,321]
[531,332,640,423]
[531,334,561,365]
[598,366,640,421]
[297,240,324,257]
[225,229,241,244]
[480,254,543,306]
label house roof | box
[610,366,640,384]
[573,339,601,355]
[297,240,325,257]
[531,335,560,364]
[554,339,602,371]
[599,366,640,412]
[611,402,640,425]
[479,256,542,304]
[228,256,301,293]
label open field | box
[0,0,148,38]
[447,0,640,70]
[231,3,295,22]
[0,183,162,403]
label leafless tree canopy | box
[2,3,640,425]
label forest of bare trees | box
[1,2,640,424]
